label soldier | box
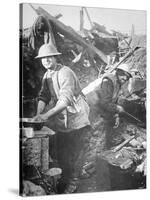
[95,64,132,147]
[34,43,91,193]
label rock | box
[22,180,46,196]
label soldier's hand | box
[33,114,48,122]
[33,115,42,121]
[113,114,120,129]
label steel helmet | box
[117,63,132,78]
[35,43,61,59]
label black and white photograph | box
[19,2,146,197]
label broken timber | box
[112,135,135,153]
[34,6,107,64]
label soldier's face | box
[41,56,57,70]
[118,74,129,84]
[117,69,131,85]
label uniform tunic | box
[38,65,90,132]
[95,72,121,119]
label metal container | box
[21,118,46,130]
[22,127,34,138]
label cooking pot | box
[21,118,46,130]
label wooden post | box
[80,8,84,31]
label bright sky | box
[22,3,146,35]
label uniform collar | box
[46,64,62,78]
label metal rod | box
[124,111,142,123]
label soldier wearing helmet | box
[94,63,132,146]
[96,63,132,113]
[116,64,132,85]
[34,43,91,194]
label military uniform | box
[95,72,123,148]
[38,64,91,193]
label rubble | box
[99,121,146,175]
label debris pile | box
[100,123,146,175]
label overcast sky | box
[22,3,146,35]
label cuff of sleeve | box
[38,97,48,105]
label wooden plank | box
[112,135,135,153]
[36,6,108,64]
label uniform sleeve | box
[57,68,77,106]
[38,78,51,105]
[96,78,118,113]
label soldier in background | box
[95,63,132,147]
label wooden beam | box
[29,4,40,15]
[36,6,108,64]
[80,7,84,31]
[112,136,135,152]
[29,4,62,19]
[54,13,62,19]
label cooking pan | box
[20,118,47,130]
